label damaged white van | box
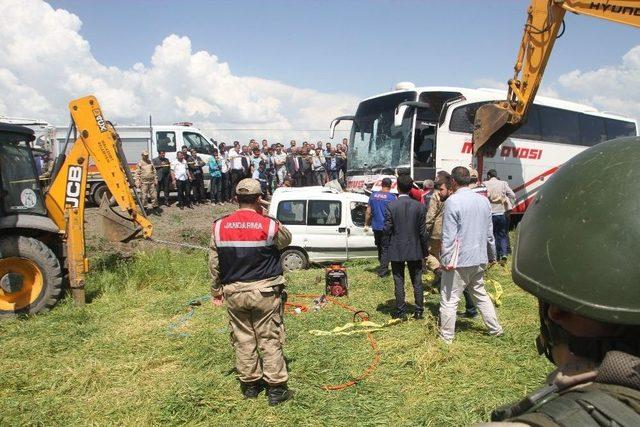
[268,186,377,271]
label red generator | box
[325,264,348,297]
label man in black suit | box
[382,174,429,320]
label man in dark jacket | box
[383,174,429,320]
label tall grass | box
[0,249,549,426]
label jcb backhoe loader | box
[473,0,640,155]
[0,96,152,316]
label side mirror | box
[329,115,355,139]
[394,105,410,127]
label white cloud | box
[556,45,640,120]
[0,0,357,143]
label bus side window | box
[605,118,637,140]
[156,131,176,152]
[579,115,607,146]
[512,105,541,141]
[538,106,580,145]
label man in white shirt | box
[484,169,516,263]
[171,151,192,209]
[439,166,503,343]
[228,141,247,195]
[272,144,288,186]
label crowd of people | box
[365,166,515,343]
[206,137,640,422]
[138,138,350,212]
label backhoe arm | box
[473,0,640,154]
[45,95,153,304]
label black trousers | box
[230,169,244,195]
[391,260,424,315]
[220,172,230,202]
[191,173,205,202]
[176,179,191,207]
[292,171,304,187]
[157,173,171,205]
[373,230,389,275]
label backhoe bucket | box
[472,102,521,155]
[97,194,142,243]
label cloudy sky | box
[1,0,638,143]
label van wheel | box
[281,249,308,271]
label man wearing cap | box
[468,168,488,198]
[135,150,159,215]
[209,178,294,405]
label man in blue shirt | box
[439,166,503,343]
[365,178,396,277]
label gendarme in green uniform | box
[486,137,640,426]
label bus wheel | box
[0,236,63,317]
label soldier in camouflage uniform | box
[209,179,294,406]
[485,137,640,426]
[135,150,159,215]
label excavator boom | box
[45,95,152,304]
[473,0,640,155]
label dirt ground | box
[84,201,238,256]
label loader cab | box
[0,123,46,216]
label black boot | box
[267,384,293,406]
[240,381,263,399]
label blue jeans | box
[209,176,221,203]
[492,214,509,259]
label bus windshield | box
[348,91,416,174]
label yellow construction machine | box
[473,0,640,154]
[0,96,152,316]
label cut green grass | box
[0,248,550,426]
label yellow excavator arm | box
[473,0,640,154]
[45,96,152,304]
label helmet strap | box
[538,300,640,364]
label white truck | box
[54,122,218,205]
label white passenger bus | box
[330,83,638,215]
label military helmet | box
[513,137,640,326]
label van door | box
[274,198,308,250]
[155,130,178,162]
[305,199,347,261]
[346,201,377,259]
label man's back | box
[368,191,396,231]
[384,195,428,262]
[441,188,495,268]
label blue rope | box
[166,295,211,337]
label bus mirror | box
[394,105,409,127]
[329,115,355,139]
[330,120,338,140]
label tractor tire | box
[281,248,308,272]
[0,236,63,317]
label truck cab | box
[54,122,218,205]
[268,186,377,271]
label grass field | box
[0,246,551,426]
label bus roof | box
[360,85,635,122]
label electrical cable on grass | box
[167,292,387,391]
